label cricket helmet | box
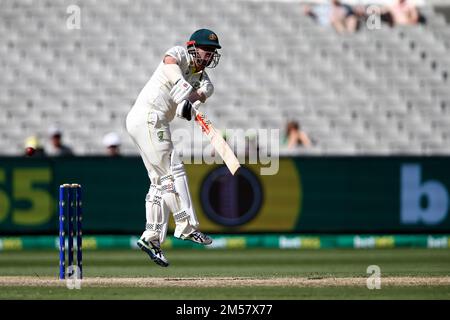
[187,29,221,68]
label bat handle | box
[192,100,202,111]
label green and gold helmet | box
[187,29,221,68]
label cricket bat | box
[193,101,240,175]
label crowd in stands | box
[283,121,312,150]
[304,0,424,34]
[24,128,122,157]
[16,0,442,156]
[284,0,427,152]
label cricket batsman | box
[125,29,221,267]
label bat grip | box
[192,100,202,111]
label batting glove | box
[176,100,194,121]
[170,79,193,104]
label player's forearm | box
[188,90,207,103]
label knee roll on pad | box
[144,185,168,243]
[160,174,176,195]
[145,184,158,202]
[159,174,179,214]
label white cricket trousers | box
[125,103,197,243]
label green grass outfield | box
[0,249,449,299]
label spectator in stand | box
[46,126,74,157]
[330,0,359,33]
[284,121,312,149]
[304,0,359,34]
[102,132,122,157]
[24,135,46,157]
[386,0,419,26]
[303,3,332,27]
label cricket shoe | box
[180,231,213,245]
[137,238,169,267]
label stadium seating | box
[0,0,449,155]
